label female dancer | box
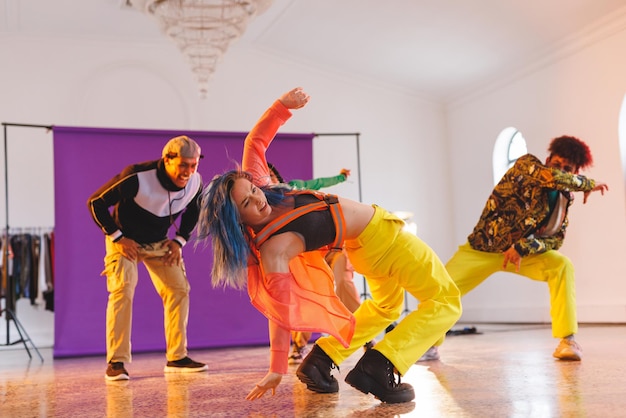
[196,88,461,404]
[241,89,360,365]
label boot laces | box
[386,363,401,387]
[319,354,339,379]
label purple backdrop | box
[53,126,313,358]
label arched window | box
[493,127,527,185]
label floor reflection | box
[106,380,133,418]
[1,324,625,417]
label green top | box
[288,173,347,191]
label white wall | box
[2,11,625,326]
[0,33,450,313]
[446,19,626,323]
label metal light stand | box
[1,122,52,362]
[401,292,411,317]
[313,132,370,301]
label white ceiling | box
[3,0,626,103]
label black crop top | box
[273,194,337,251]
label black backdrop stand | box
[1,122,52,362]
[314,132,413,333]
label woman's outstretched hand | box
[279,87,310,110]
[245,371,283,401]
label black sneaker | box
[105,361,129,381]
[163,356,208,373]
[296,344,339,393]
[345,349,415,403]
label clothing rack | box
[3,226,55,235]
[1,122,52,362]
[2,227,55,311]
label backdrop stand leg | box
[2,122,52,363]
[1,308,44,362]
[359,275,371,300]
[402,290,411,317]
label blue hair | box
[195,169,290,289]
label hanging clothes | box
[0,234,13,301]
[43,231,55,312]
[1,229,54,312]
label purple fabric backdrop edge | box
[52,125,313,358]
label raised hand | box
[278,87,310,110]
[583,182,608,204]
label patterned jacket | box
[468,154,596,256]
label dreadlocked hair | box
[267,162,284,183]
[548,135,593,171]
[195,169,290,289]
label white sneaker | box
[553,338,582,361]
[417,346,440,362]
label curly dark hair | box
[547,135,593,170]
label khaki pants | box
[103,238,190,363]
[316,206,461,375]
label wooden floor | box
[1,322,626,417]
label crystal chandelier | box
[131,0,273,97]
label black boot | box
[345,349,415,403]
[296,344,339,393]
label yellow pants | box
[316,206,461,375]
[103,238,191,363]
[435,241,577,346]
